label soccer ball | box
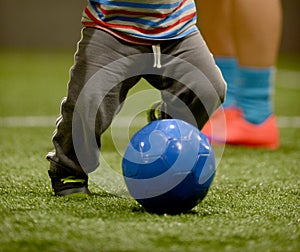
[122,119,216,214]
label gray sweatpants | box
[46,27,226,177]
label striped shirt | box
[82,0,198,45]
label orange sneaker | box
[224,114,279,149]
[202,108,280,149]
[201,107,241,139]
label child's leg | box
[145,32,226,129]
[46,28,144,195]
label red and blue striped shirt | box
[82,0,198,44]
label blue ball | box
[122,119,215,214]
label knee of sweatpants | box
[214,78,227,106]
[221,81,227,104]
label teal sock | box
[215,57,237,108]
[236,66,274,124]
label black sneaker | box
[48,171,91,196]
[147,101,163,122]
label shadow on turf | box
[49,188,220,217]
[130,204,214,216]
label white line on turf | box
[0,115,300,128]
[276,70,300,90]
[0,70,298,128]
[0,116,57,127]
[277,116,300,128]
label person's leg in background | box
[198,0,282,149]
[197,0,237,109]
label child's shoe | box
[48,170,91,196]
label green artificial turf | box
[0,50,299,252]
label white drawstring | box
[152,44,162,68]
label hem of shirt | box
[82,22,169,46]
